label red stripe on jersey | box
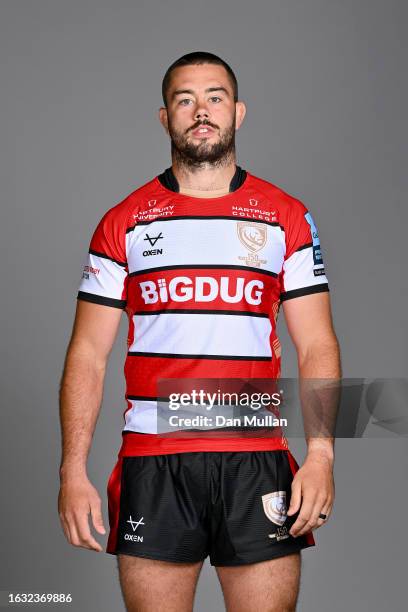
[124,355,280,397]
[127,267,279,314]
[118,432,289,456]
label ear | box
[158,107,169,134]
[235,101,247,130]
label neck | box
[170,152,237,192]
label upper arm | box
[71,200,131,366]
[69,299,123,367]
[282,291,336,357]
[279,199,335,356]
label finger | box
[90,498,106,535]
[59,513,73,544]
[289,496,317,537]
[295,497,327,536]
[313,500,333,529]
[72,507,103,552]
[287,480,302,516]
[65,513,82,548]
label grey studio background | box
[1,1,407,611]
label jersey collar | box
[157,165,247,193]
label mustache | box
[188,120,218,133]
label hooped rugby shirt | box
[77,166,330,456]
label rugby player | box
[58,51,341,611]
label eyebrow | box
[171,86,230,101]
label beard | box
[168,114,236,169]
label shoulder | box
[248,172,309,220]
[98,175,159,231]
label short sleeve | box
[77,205,129,309]
[280,200,329,302]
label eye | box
[179,98,193,106]
[210,96,221,103]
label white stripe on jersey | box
[123,398,239,433]
[129,312,273,358]
[126,218,285,275]
[282,246,327,293]
[78,253,127,301]
[124,400,158,433]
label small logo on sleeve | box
[82,265,100,280]
[304,211,325,271]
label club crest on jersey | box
[262,491,287,526]
[237,221,267,252]
[237,221,268,267]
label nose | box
[194,106,209,122]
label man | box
[58,51,340,612]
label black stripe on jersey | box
[77,291,127,309]
[126,216,284,232]
[127,351,272,361]
[125,395,254,404]
[88,249,127,268]
[126,395,176,401]
[280,283,329,302]
[294,242,313,253]
[128,264,279,278]
[132,308,270,317]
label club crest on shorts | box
[261,491,287,526]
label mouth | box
[191,125,216,138]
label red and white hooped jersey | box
[77,169,329,456]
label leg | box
[215,552,302,612]
[117,554,204,612]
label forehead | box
[169,64,232,93]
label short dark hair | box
[161,51,238,107]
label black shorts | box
[106,450,315,566]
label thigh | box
[216,552,301,612]
[117,554,204,612]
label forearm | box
[59,341,106,481]
[298,338,342,463]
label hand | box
[58,475,106,552]
[286,453,334,537]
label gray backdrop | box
[1,0,407,610]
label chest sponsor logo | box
[133,204,175,222]
[139,276,264,305]
[232,203,278,222]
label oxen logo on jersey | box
[139,276,264,306]
[144,232,163,247]
[262,491,287,526]
[237,221,267,252]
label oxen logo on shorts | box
[262,491,287,526]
